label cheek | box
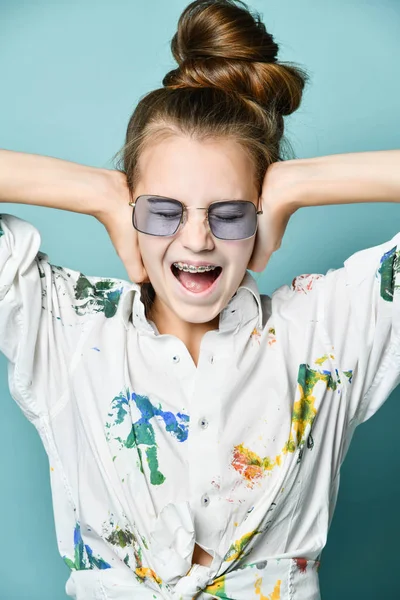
[226,239,255,267]
[137,235,165,273]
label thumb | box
[105,218,148,284]
[118,231,148,284]
[247,198,274,272]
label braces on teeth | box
[173,262,218,273]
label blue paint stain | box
[66,522,111,570]
[106,388,190,485]
[131,392,189,442]
[85,544,111,569]
[73,522,81,547]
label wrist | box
[268,158,313,213]
[93,168,128,220]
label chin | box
[169,295,226,323]
[176,306,220,325]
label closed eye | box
[149,211,181,218]
[210,214,244,221]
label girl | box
[1,1,399,598]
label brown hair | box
[113,0,309,317]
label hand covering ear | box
[247,161,300,272]
[96,171,149,283]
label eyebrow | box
[145,195,250,205]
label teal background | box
[0,0,399,598]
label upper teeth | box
[173,262,218,273]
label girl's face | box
[133,135,259,326]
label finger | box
[105,218,148,284]
[120,227,148,283]
[247,197,274,272]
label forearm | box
[287,150,400,209]
[0,149,112,217]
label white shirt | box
[1,212,400,600]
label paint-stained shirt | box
[1,212,400,600]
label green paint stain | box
[294,364,336,444]
[378,245,400,302]
[73,274,123,318]
[106,388,189,486]
[146,445,166,485]
[137,446,145,474]
[283,438,296,453]
[223,530,260,562]
[106,526,136,549]
[343,369,353,383]
[283,364,337,461]
[203,575,230,598]
[63,522,111,571]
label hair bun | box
[163,0,308,116]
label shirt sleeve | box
[321,230,400,427]
[0,213,93,423]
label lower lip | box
[170,266,223,298]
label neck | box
[148,296,219,366]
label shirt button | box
[172,355,180,363]
[199,417,208,429]
[201,493,210,507]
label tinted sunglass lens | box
[134,196,182,236]
[209,201,257,240]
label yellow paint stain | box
[223,530,259,562]
[135,567,162,585]
[251,327,262,346]
[50,467,54,472]
[204,575,226,595]
[232,444,282,486]
[314,354,329,365]
[255,577,281,600]
[282,364,335,456]
[268,327,276,346]
[284,387,317,451]
[233,365,333,486]
[234,521,238,526]
[315,353,335,365]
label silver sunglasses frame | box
[128,194,263,240]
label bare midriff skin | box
[192,542,213,567]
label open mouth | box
[171,264,223,294]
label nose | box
[179,208,215,252]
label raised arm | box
[0,149,147,282]
[0,148,109,215]
[0,149,142,422]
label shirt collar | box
[120,270,263,334]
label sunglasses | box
[128,195,263,241]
